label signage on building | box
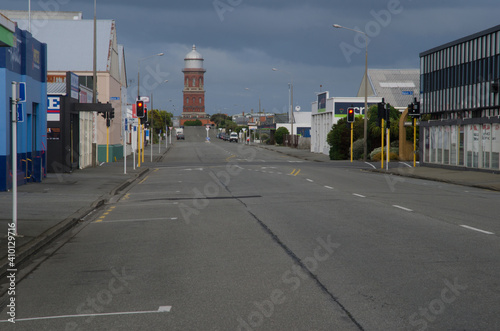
[47,96,60,121]
[334,102,378,117]
[70,72,79,100]
[317,92,328,113]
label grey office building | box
[420,25,500,170]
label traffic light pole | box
[414,117,417,167]
[350,122,353,162]
[138,118,141,168]
[381,119,384,170]
[386,127,390,170]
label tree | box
[275,127,289,145]
[327,116,363,160]
[184,119,203,126]
[210,113,229,127]
[143,109,173,143]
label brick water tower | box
[181,45,210,126]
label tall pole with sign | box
[11,82,18,236]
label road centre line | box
[324,186,334,190]
[0,306,172,323]
[353,193,366,198]
[393,205,413,212]
[306,179,314,182]
[460,225,494,235]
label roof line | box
[420,24,500,57]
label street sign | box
[18,82,26,102]
[17,103,24,122]
[402,91,414,95]
[110,96,120,101]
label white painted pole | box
[11,82,18,236]
[123,121,127,174]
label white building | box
[311,92,381,155]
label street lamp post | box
[150,80,168,162]
[137,52,164,167]
[272,68,294,146]
[333,24,369,161]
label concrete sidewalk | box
[254,143,500,191]
[0,143,170,282]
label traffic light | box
[110,109,115,119]
[377,102,385,127]
[136,100,144,118]
[385,103,391,128]
[407,103,414,115]
[347,107,355,123]
[412,101,420,117]
[408,98,420,117]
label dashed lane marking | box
[460,225,494,235]
[393,205,413,212]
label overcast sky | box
[3,0,500,116]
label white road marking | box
[182,168,203,171]
[97,217,178,223]
[306,179,314,182]
[353,193,366,198]
[460,225,494,235]
[324,186,334,190]
[288,161,304,163]
[364,162,376,169]
[0,306,172,323]
[399,162,412,168]
[393,205,413,212]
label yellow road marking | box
[226,155,236,162]
[290,168,301,176]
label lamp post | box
[136,52,163,167]
[150,80,168,162]
[137,52,164,98]
[333,24,369,161]
[272,68,294,146]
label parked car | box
[177,133,185,140]
[229,132,238,142]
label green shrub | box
[275,127,289,145]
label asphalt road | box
[1,126,500,330]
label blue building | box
[0,25,47,191]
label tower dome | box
[184,45,204,69]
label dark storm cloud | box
[2,0,499,114]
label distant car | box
[177,133,185,140]
[229,132,238,142]
[222,134,229,141]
